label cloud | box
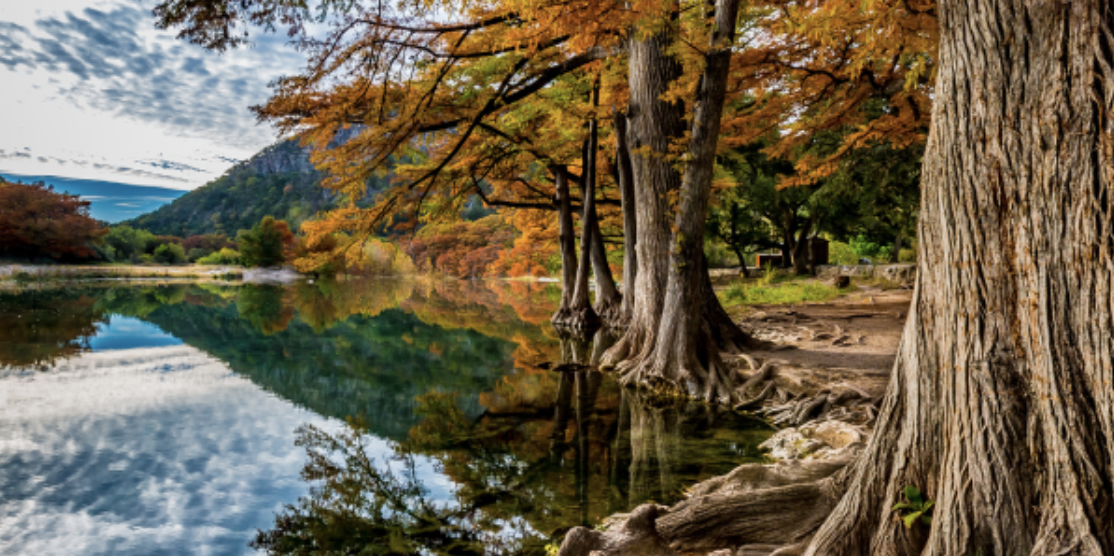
[1,148,191,184]
[1,2,303,154]
[0,346,340,556]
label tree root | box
[559,504,676,556]
[559,461,850,556]
[552,305,602,331]
[594,296,624,329]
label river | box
[0,279,771,555]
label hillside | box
[125,132,383,236]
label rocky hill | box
[125,130,382,237]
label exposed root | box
[552,305,602,332]
[559,504,676,556]
[559,461,851,556]
[757,388,876,428]
[594,296,624,329]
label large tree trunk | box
[568,5,1114,556]
[804,5,1114,554]
[599,16,685,372]
[603,0,748,404]
[551,166,581,326]
[613,110,638,327]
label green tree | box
[237,216,295,268]
[152,243,187,265]
[104,225,158,262]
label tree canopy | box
[0,178,107,261]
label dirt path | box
[736,287,912,400]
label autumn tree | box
[0,178,107,261]
[238,216,295,268]
[564,2,1114,555]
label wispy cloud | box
[0,1,304,189]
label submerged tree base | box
[551,307,602,333]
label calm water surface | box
[0,279,772,555]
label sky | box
[0,0,305,200]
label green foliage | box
[828,241,859,265]
[197,247,242,265]
[704,241,740,269]
[104,225,158,262]
[152,243,187,265]
[892,485,934,529]
[758,264,781,287]
[722,277,847,306]
[238,216,294,268]
[123,139,387,238]
[849,234,891,263]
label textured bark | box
[801,4,1114,555]
[551,167,581,326]
[614,110,638,326]
[555,136,602,331]
[604,0,751,404]
[590,206,623,325]
[599,16,684,374]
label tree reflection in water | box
[0,279,770,554]
[250,420,491,555]
[0,288,106,369]
[255,327,770,555]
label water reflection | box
[0,288,106,368]
[0,345,335,555]
[0,280,770,555]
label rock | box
[760,420,869,461]
[875,264,916,284]
[827,275,850,288]
[759,429,810,460]
[799,420,867,450]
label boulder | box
[875,264,916,284]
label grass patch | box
[721,276,849,307]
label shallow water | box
[0,280,772,555]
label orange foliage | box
[405,215,516,279]
[487,210,557,278]
[0,178,107,260]
[723,0,937,186]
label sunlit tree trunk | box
[552,166,584,327]
[806,4,1114,554]
[557,103,605,330]
[604,0,751,403]
[589,209,622,324]
[613,110,638,325]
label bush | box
[849,234,892,263]
[197,248,242,265]
[898,248,917,263]
[187,248,212,262]
[139,254,155,264]
[828,241,859,265]
[238,216,295,268]
[153,243,187,265]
